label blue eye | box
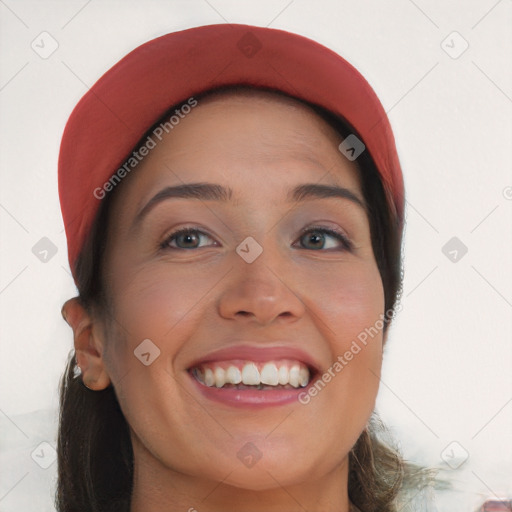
[160,225,352,252]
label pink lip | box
[185,344,321,409]
[188,374,315,408]
[187,344,321,373]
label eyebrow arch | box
[132,181,367,230]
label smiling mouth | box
[189,359,315,390]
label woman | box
[56,23,430,512]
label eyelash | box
[159,225,353,252]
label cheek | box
[109,259,221,339]
[297,259,384,431]
[299,258,385,346]
[101,258,229,394]
[101,263,219,458]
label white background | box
[0,1,511,511]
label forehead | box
[109,91,362,215]
[189,89,346,158]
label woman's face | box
[98,91,385,493]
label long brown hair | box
[56,85,418,512]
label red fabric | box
[58,23,404,283]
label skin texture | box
[63,90,385,512]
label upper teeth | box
[193,360,310,388]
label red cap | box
[58,23,404,284]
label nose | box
[217,248,306,326]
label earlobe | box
[62,297,112,391]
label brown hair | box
[56,85,421,512]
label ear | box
[62,297,111,391]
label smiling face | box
[91,89,385,502]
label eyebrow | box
[132,181,367,230]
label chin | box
[221,464,307,492]
[215,439,326,491]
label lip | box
[187,344,322,373]
[187,374,315,408]
[185,344,321,409]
